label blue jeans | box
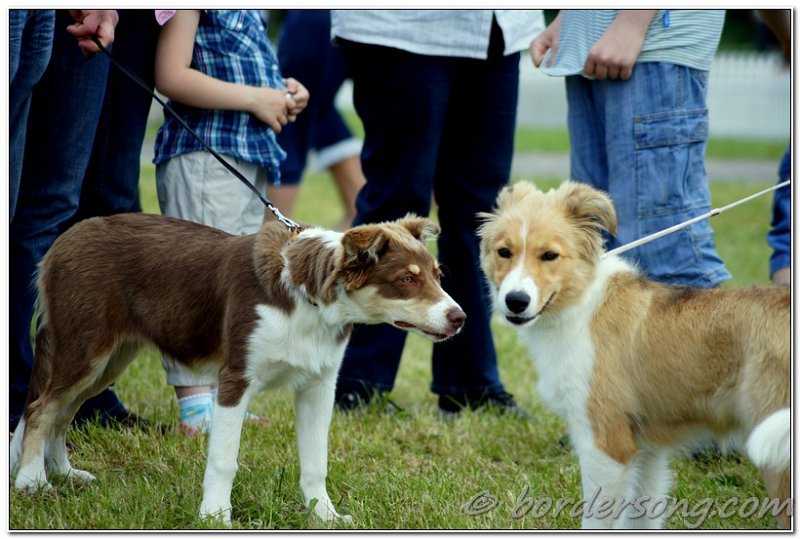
[73,10,160,221]
[276,10,353,185]
[9,10,124,429]
[336,33,518,400]
[9,9,54,222]
[767,145,791,277]
[566,62,731,288]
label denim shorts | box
[566,62,731,288]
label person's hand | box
[529,13,562,68]
[283,78,309,121]
[248,87,293,133]
[583,10,655,81]
[66,10,119,56]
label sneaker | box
[438,391,530,420]
[335,389,371,412]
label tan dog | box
[11,213,466,525]
[478,181,790,529]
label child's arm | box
[155,10,291,132]
[583,10,656,81]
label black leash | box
[90,35,302,232]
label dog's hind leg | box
[16,341,139,491]
[761,466,792,529]
[45,341,142,482]
[746,408,792,528]
[17,378,102,490]
[14,390,77,491]
[295,367,350,524]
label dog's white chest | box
[522,317,594,423]
[246,304,347,389]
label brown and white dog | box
[478,181,791,529]
[11,213,465,525]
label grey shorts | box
[156,151,268,386]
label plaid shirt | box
[154,10,286,183]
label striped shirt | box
[540,10,725,77]
[331,10,545,59]
[154,10,286,182]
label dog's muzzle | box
[503,291,555,325]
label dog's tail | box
[25,272,54,421]
[746,407,791,472]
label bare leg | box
[328,156,365,230]
[266,184,300,219]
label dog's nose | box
[505,291,530,314]
[447,308,467,329]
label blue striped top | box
[540,10,725,77]
[154,10,286,182]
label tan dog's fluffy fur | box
[479,181,791,529]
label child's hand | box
[248,87,292,133]
[583,10,655,80]
[529,12,561,68]
[283,78,309,121]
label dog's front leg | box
[624,448,672,529]
[198,384,254,526]
[578,446,632,529]
[295,368,350,524]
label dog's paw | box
[65,468,96,483]
[14,472,53,493]
[313,505,352,526]
[199,503,232,528]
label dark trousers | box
[336,36,520,400]
[276,9,353,185]
[10,10,159,429]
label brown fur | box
[23,213,449,420]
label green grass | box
[9,157,782,530]
[341,109,786,161]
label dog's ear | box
[561,181,617,236]
[340,225,388,289]
[398,214,440,242]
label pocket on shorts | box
[634,108,709,218]
[633,108,714,282]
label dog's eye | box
[400,275,415,284]
[497,247,512,259]
[541,251,560,262]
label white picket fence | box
[337,51,790,141]
[516,51,790,141]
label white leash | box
[603,180,791,259]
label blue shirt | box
[154,10,286,183]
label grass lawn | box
[339,110,787,161]
[9,154,784,530]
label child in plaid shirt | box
[153,9,309,434]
